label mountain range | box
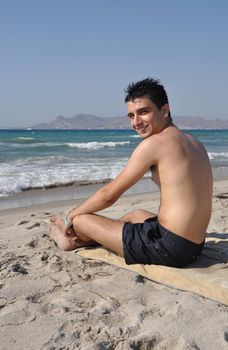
[32,114,228,130]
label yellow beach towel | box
[78,233,228,306]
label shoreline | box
[0,169,228,211]
[0,177,159,211]
[1,175,228,217]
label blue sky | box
[0,0,228,127]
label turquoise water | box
[0,129,227,197]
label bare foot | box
[48,217,98,251]
[50,217,77,237]
[48,218,78,251]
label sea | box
[0,129,228,207]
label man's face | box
[127,97,168,138]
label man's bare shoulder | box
[138,126,181,150]
[136,126,201,163]
[156,126,198,147]
[134,133,161,160]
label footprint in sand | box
[40,252,49,261]
[11,262,28,275]
[28,238,40,248]
[0,300,7,311]
[17,220,30,225]
[0,300,36,327]
[1,253,30,277]
[28,236,52,250]
[17,220,42,229]
[128,334,162,350]
[224,331,228,342]
[216,193,228,199]
[26,222,41,229]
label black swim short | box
[122,217,205,267]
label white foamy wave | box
[7,142,63,148]
[11,155,72,166]
[4,141,130,149]
[208,152,228,160]
[130,134,140,138]
[66,141,130,149]
[0,157,128,196]
[16,137,35,140]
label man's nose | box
[132,115,141,127]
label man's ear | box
[161,104,170,118]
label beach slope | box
[0,179,228,350]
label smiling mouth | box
[137,126,148,133]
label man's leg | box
[72,214,125,256]
[49,214,124,255]
[48,209,156,253]
[72,209,156,254]
[119,209,156,223]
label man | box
[49,78,213,267]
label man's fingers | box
[64,228,74,237]
[67,223,74,233]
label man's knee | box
[120,209,153,223]
[72,214,95,242]
[133,209,150,216]
[72,214,90,231]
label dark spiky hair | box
[124,77,169,113]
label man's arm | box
[67,137,157,223]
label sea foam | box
[66,141,130,149]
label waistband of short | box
[158,223,205,249]
[144,216,205,250]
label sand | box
[0,178,228,350]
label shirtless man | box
[49,78,213,267]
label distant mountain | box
[32,114,129,130]
[173,116,228,129]
[32,113,228,130]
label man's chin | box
[138,130,152,139]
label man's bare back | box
[49,78,213,267]
[148,126,213,243]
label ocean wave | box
[1,140,131,150]
[0,158,128,196]
[66,141,130,149]
[16,137,35,140]
[0,170,150,197]
[208,152,228,159]
[9,155,73,166]
[0,151,227,197]
[130,134,140,138]
[2,142,63,148]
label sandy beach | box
[0,178,228,350]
